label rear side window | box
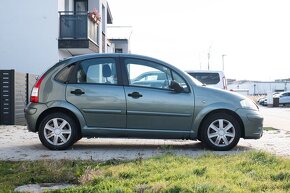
[55,65,74,83]
[188,73,220,85]
[76,58,117,84]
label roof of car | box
[64,53,183,74]
[67,53,168,64]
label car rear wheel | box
[201,113,241,151]
[38,113,78,150]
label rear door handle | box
[128,92,143,99]
[71,89,85,96]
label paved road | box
[260,106,290,131]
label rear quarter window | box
[55,65,74,83]
[188,72,220,85]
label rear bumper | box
[236,108,264,139]
[25,103,48,132]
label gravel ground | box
[0,125,289,161]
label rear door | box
[66,57,126,128]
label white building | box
[0,0,113,75]
[107,26,131,53]
[228,81,290,95]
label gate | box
[0,70,36,125]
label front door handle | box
[71,89,85,96]
[128,92,143,99]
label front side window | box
[126,59,172,89]
[172,71,189,92]
[76,58,117,84]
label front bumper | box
[235,108,264,139]
[25,102,48,132]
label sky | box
[108,0,290,81]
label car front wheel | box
[201,113,241,151]
[38,113,78,150]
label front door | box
[66,57,126,129]
[123,58,195,138]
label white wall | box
[59,50,72,60]
[58,0,65,11]
[0,0,59,75]
[228,81,290,95]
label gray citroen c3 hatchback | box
[25,54,263,151]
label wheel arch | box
[35,107,82,136]
[197,109,245,139]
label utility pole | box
[222,54,226,71]
[207,46,211,70]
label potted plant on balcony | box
[88,8,101,25]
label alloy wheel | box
[44,118,72,146]
[207,119,235,147]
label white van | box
[186,70,227,90]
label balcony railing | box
[59,11,98,45]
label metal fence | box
[0,70,37,125]
[59,11,98,44]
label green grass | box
[263,127,279,131]
[1,151,290,193]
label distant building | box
[227,79,236,85]
[107,26,132,53]
[228,80,290,95]
[110,39,129,53]
[0,0,113,74]
[275,78,290,82]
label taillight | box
[30,74,45,103]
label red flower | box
[88,8,101,24]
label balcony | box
[58,11,99,55]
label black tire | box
[38,113,78,150]
[200,113,241,151]
[75,134,83,143]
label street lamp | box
[222,54,226,71]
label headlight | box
[240,99,258,110]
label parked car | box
[25,54,263,151]
[258,98,267,106]
[186,70,227,90]
[131,71,168,88]
[276,91,290,106]
[258,92,281,106]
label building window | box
[115,48,123,53]
[74,0,88,12]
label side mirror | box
[169,80,184,93]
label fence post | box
[26,73,29,105]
